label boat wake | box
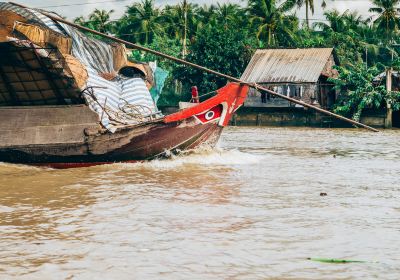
[0,148,263,171]
[112,147,263,170]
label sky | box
[19,0,375,21]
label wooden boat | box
[0,83,248,168]
[0,2,250,168]
[0,2,378,168]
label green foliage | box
[73,0,400,67]
[329,65,400,121]
[173,25,257,92]
[73,0,400,108]
[247,0,299,46]
[129,35,181,70]
[73,9,115,38]
[369,0,400,42]
[116,0,164,45]
[162,2,199,47]
[295,0,329,28]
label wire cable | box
[36,0,132,9]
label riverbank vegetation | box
[74,0,400,117]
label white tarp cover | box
[0,2,159,132]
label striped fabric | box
[29,9,66,34]
[0,3,160,132]
[121,78,155,110]
[83,69,157,132]
[60,24,115,74]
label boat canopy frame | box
[0,40,83,106]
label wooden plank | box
[0,124,98,147]
[0,105,99,129]
[0,105,100,147]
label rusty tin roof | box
[241,48,334,84]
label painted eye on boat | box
[195,104,223,123]
[205,111,215,120]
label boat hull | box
[0,118,222,167]
[0,83,248,168]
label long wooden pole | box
[182,0,188,58]
[11,2,379,132]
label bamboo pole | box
[11,2,379,132]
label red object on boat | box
[191,86,199,103]
[165,83,247,126]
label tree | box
[330,64,400,120]
[312,10,382,66]
[116,0,163,44]
[369,0,400,42]
[295,0,329,28]
[74,9,114,33]
[313,10,347,34]
[161,1,199,57]
[196,4,217,28]
[296,0,315,28]
[174,24,256,93]
[213,3,245,28]
[247,0,298,46]
[89,9,115,33]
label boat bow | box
[164,83,249,126]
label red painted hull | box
[0,83,248,168]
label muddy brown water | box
[1,127,399,279]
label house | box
[241,48,339,109]
[373,69,400,127]
[373,70,400,91]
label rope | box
[82,86,159,126]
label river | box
[1,127,399,279]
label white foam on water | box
[0,205,16,213]
[0,148,263,172]
[112,148,264,171]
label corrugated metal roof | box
[373,71,400,82]
[241,48,334,83]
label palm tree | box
[296,0,314,28]
[214,3,245,28]
[313,10,382,65]
[313,10,347,34]
[162,1,199,57]
[196,4,217,29]
[369,0,400,42]
[116,0,164,45]
[343,10,370,31]
[247,0,298,46]
[295,0,330,28]
[74,9,114,33]
[88,9,115,33]
[74,16,87,26]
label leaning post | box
[385,67,393,128]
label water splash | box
[112,148,264,170]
